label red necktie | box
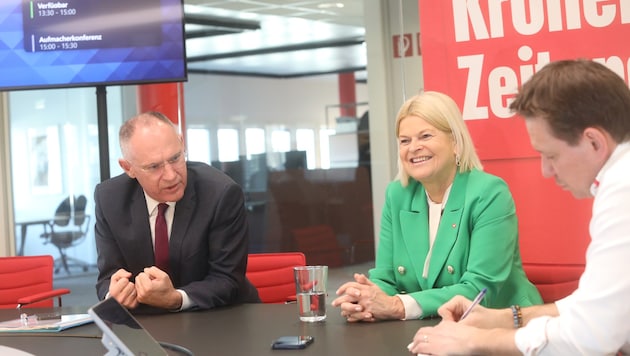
[155,203,170,272]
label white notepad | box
[0,313,92,333]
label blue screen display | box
[0,0,187,91]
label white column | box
[363,0,424,248]
[0,92,17,256]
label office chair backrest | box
[0,255,68,308]
[41,195,91,274]
[246,252,306,304]
[524,263,584,303]
[73,195,88,226]
[291,225,346,267]
[53,195,87,228]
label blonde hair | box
[395,91,482,187]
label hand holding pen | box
[406,288,488,354]
[459,287,487,321]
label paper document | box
[0,313,92,332]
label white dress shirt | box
[145,194,194,311]
[515,142,630,355]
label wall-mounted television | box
[0,0,187,92]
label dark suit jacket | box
[94,161,260,312]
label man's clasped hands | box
[108,267,183,310]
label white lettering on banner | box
[458,46,550,120]
[457,46,630,120]
[453,0,630,42]
[458,54,487,120]
[593,56,627,80]
[584,0,621,28]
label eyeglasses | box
[134,151,186,174]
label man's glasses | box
[135,151,185,174]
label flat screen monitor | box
[284,150,307,170]
[0,0,187,91]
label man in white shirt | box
[408,59,630,355]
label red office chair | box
[0,255,71,309]
[246,252,306,304]
[523,263,584,303]
[291,225,348,267]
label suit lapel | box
[426,172,467,288]
[168,179,196,284]
[128,187,155,268]
[400,184,431,290]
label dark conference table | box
[0,303,439,355]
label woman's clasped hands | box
[331,273,405,322]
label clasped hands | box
[108,266,182,310]
[331,273,404,322]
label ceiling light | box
[318,3,344,9]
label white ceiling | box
[182,0,366,78]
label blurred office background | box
[0,1,424,281]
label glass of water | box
[293,266,328,322]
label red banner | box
[419,0,630,159]
[417,1,615,265]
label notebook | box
[0,313,92,333]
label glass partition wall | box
[7,87,125,273]
[6,74,375,274]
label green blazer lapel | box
[400,185,431,290]
[426,172,468,288]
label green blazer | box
[370,169,542,318]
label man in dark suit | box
[94,111,259,312]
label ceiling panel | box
[182,0,366,78]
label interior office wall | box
[2,68,368,258]
[1,1,420,258]
[109,85,140,163]
[363,0,424,247]
[0,93,15,256]
[163,72,374,259]
[4,87,126,261]
[184,73,368,130]
[183,72,369,174]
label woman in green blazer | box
[332,92,542,321]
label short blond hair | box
[395,91,482,187]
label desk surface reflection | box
[0,303,439,355]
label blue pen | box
[459,288,487,321]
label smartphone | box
[271,335,314,350]
[88,298,167,356]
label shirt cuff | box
[396,294,423,320]
[106,290,193,311]
[515,316,551,355]
[175,289,193,311]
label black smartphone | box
[271,335,314,350]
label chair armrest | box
[16,288,71,308]
[284,295,297,304]
[39,220,56,239]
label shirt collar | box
[143,192,174,216]
[590,141,630,196]
[425,183,453,207]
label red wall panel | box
[481,157,591,265]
